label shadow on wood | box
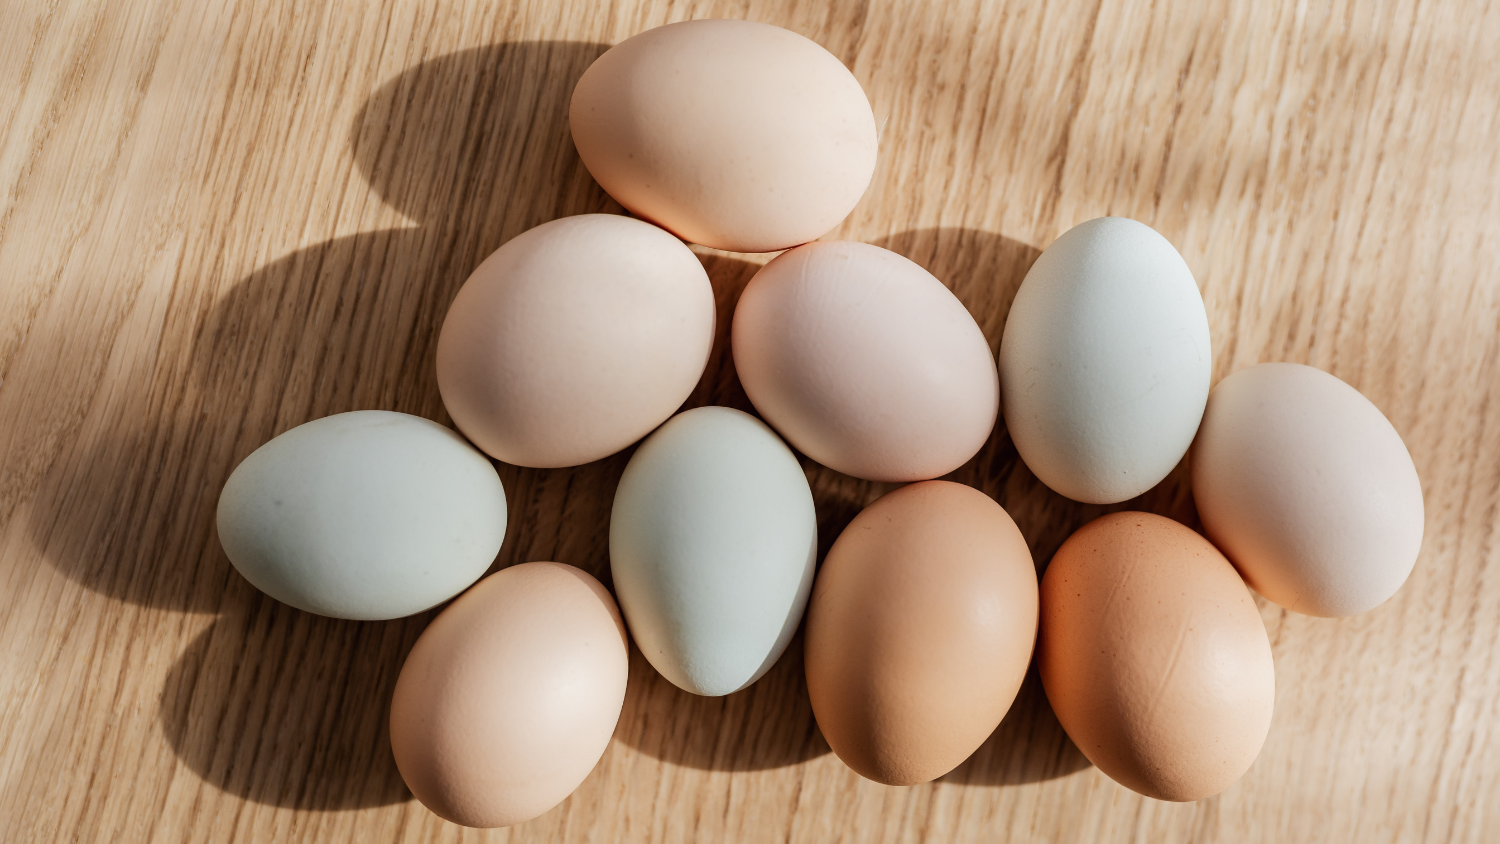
[159,602,425,809]
[30,40,615,612]
[25,39,624,809]
[614,632,832,772]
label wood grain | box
[1,0,1497,841]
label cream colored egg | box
[570,20,878,253]
[1191,363,1424,617]
[731,241,998,482]
[435,214,715,468]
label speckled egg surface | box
[1039,512,1275,802]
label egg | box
[999,217,1211,503]
[731,241,999,481]
[1039,512,1275,801]
[609,406,816,696]
[569,20,878,253]
[216,410,506,620]
[389,562,629,828]
[436,214,715,468]
[1191,363,1424,617]
[804,481,1038,785]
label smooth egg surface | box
[731,241,998,482]
[1040,512,1275,801]
[804,481,1038,785]
[999,217,1210,504]
[610,406,817,696]
[1192,363,1425,617]
[570,20,878,253]
[435,214,714,468]
[215,410,506,620]
[389,562,629,828]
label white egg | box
[609,406,816,696]
[999,218,1211,504]
[217,410,507,620]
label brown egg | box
[390,562,629,828]
[804,481,1038,785]
[1039,513,1275,802]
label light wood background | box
[1,0,1496,841]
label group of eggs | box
[214,19,1425,828]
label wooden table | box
[2,1,1496,841]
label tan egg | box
[1191,363,1425,617]
[731,241,999,482]
[435,214,714,467]
[569,20,878,253]
[389,562,629,828]
[804,481,1038,785]
[1039,513,1275,802]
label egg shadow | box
[159,603,425,809]
[614,632,831,772]
[84,39,684,810]
[30,40,616,614]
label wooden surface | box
[1,0,1497,841]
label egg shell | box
[999,217,1211,504]
[569,20,878,253]
[731,241,999,482]
[389,562,628,828]
[609,406,816,696]
[1191,363,1424,617]
[1039,512,1275,802]
[435,214,715,468]
[804,481,1038,785]
[216,410,506,620]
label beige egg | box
[805,481,1038,786]
[1192,363,1425,617]
[1040,513,1276,802]
[389,562,629,828]
[731,241,998,481]
[435,214,714,468]
[570,20,878,253]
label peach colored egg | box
[731,241,998,481]
[389,562,629,828]
[1039,513,1276,802]
[804,481,1038,785]
[1191,363,1425,617]
[435,214,714,468]
[569,20,878,253]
